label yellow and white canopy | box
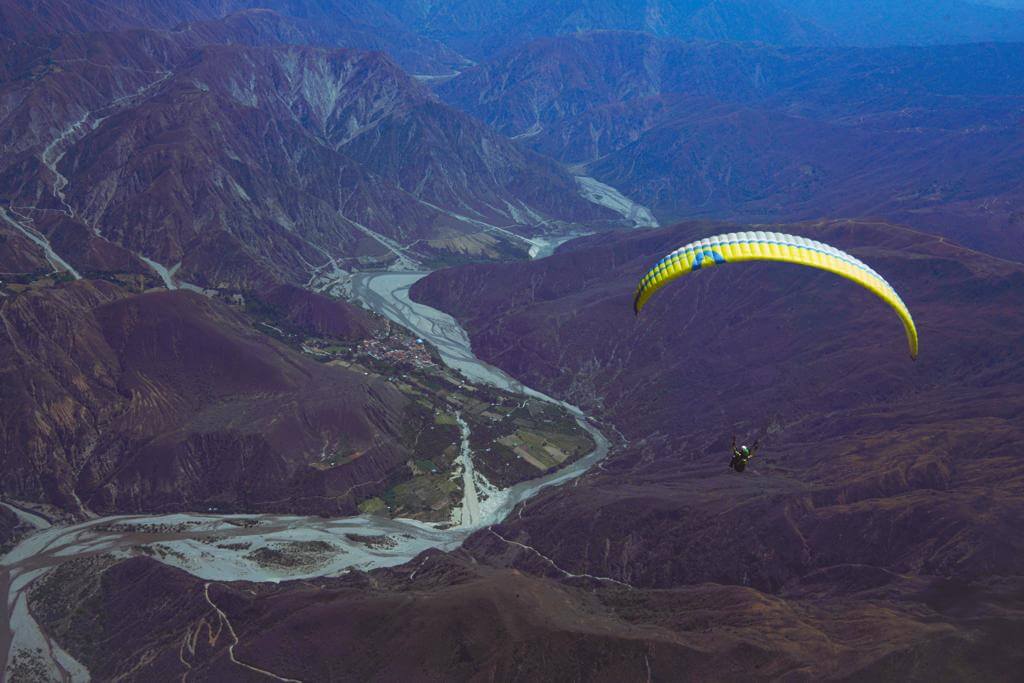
[633,231,918,359]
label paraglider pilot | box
[729,436,759,473]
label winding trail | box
[1,270,610,681]
[204,583,302,682]
[487,529,632,589]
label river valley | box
[1,270,610,681]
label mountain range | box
[0,25,622,296]
[20,217,1024,679]
[407,218,1024,675]
[3,1,1024,679]
[438,32,1024,260]
[0,0,467,74]
[391,0,1024,60]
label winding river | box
[1,271,610,681]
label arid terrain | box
[3,1,1024,680]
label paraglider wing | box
[633,231,918,359]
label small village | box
[356,333,434,368]
[297,322,435,370]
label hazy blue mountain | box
[390,0,831,59]
[779,0,1024,46]
[439,32,1024,259]
[391,0,1024,58]
[0,0,468,73]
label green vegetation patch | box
[434,411,458,425]
[413,458,441,475]
[388,474,460,522]
[358,497,388,516]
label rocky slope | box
[16,219,1024,679]
[440,33,1024,156]
[29,548,1024,680]
[0,24,618,291]
[259,284,381,341]
[414,218,1024,589]
[0,279,415,517]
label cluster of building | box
[358,335,434,368]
